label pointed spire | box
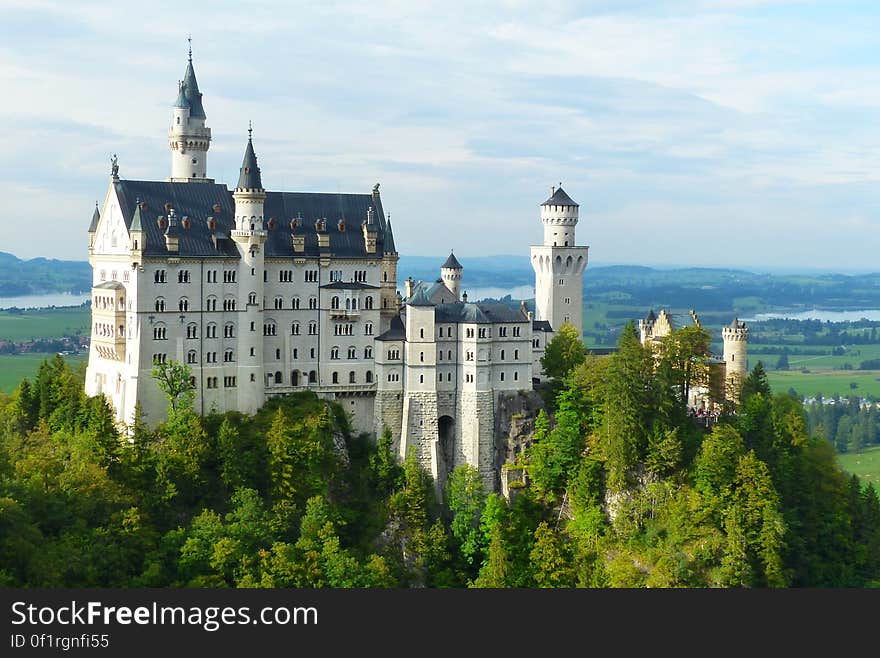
[384,214,397,254]
[442,251,462,270]
[88,202,100,233]
[237,126,263,190]
[130,199,143,232]
[176,39,206,119]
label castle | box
[84,48,589,491]
[638,309,750,407]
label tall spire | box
[176,38,205,119]
[237,126,263,190]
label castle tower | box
[530,185,589,338]
[722,318,749,403]
[230,127,267,414]
[440,252,463,301]
[168,43,212,182]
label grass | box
[0,353,88,394]
[0,306,90,342]
[766,370,880,399]
[837,445,880,486]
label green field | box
[0,353,87,394]
[0,306,90,341]
[837,445,880,486]
[766,370,880,398]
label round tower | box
[541,185,579,247]
[722,318,749,402]
[231,127,267,415]
[440,251,463,301]
[168,43,212,182]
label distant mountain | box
[0,252,91,296]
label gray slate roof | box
[532,320,553,332]
[112,179,391,260]
[435,301,528,324]
[176,59,206,119]
[541,186,578,207]
[407,286,434,307]
[376,315,405,341]
[237,137,263,190]
[442,252,462,269]
[88,204,100,233]
[384,218,397,254]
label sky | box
[1,0,878,271]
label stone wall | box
[375,390,403,448]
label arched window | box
[332,371,339,384]
[275,371,283,384]
[248,292,257,305]
[365,296,373,309]
[331,346,339,359]
[291,322,300,335]
[348,346,357,359]
[206,296,217,312]
[179,297,189,312]
[187,350,197,364]
[155,297,165,312]
[349,371,356,384]
[292,296,300,309]
[292,371,299,386]
[225,323,235,338]
[206,323,217,338]
[309,370,317,384]
[365,370,373,383]
[332,296,340,310]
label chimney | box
[404,276,414,298]
[462,291,468,303]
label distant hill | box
[0,252,91,296]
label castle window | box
[187,350,197,364]
[274,296,283,310]
[276,348,281,360]
[251,374,256,382]
[292,322,300,335]
[438,373,443,382]
[420,351,424,362]
[564,297,571,304]
[178,270,190,283]
[478,328,487,338]
[292,371,299,386]
[250,347,255,356]
[248,292,257,305]
[513,327,521,337]
[365,296,373,309]
[264,271,268,282]
[206,296,217,311]
[185,322,197,338]
[500,372,505,382]
[151,353,167,365]
[224,376,237,388]
[309,297,318,310]
[500,350,505,360]
[331,347,340,360]
[466,351,474,361]
[155,298,165,312]
[310,348,316,359]
[349,371,356,384]
[224,323,235,338]
[514,349,519,360]
[206,323,217,338]
[366,371,373,383]
[263,322,277,336]
[533,338,540,348]
[448,350,452,360]
[558,278,563,285]
[154,269,166,283]
[447,372,452,382]
[292,348,298,359]
[223,298,237,311]
[123,271,130,282]
[499,326,507,337]
[348,346,357,359]
[308,322,317,335]
[420,328,424,339]
[439,351,443,361]
[419,375,424,384]
[332,296,340,310]
[332,372,339,384]
[514,371,519,381]
[365,323,373,336]
[309,370,317,384]
[153,325,167,340]
[466,328,474,338]
[292,296,300,309]
[224,349,234,362]
[179,298,189,312]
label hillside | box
[0,251,91,296]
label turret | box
[88,202,100,252]
[541,185,579,247]
[168,42,212,182]
[722,318,749,403]
[440,251,463,301]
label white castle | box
[85,49,589,490]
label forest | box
[0,323,878,588]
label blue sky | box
[1,0,878,271]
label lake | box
[0,292,91,310]
[745,309,880,322]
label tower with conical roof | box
[440,251,463,301]
[168,41,212,182]
[529,185,590,342]
[231,127,267,414]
